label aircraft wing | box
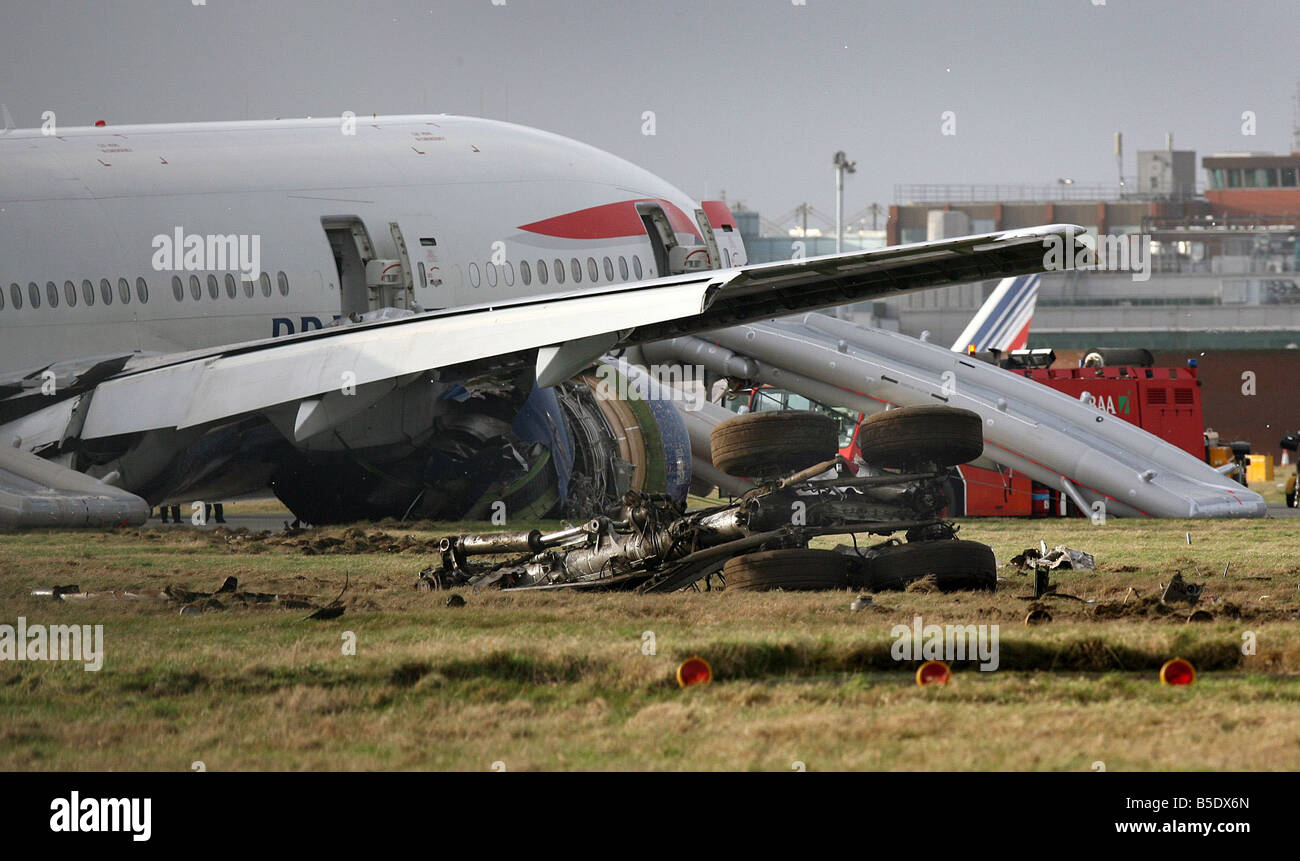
[57,224,1080,441]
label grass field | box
[2,511,1299,771]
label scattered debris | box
[1009,547,1041,569]
[157,574,347,617]
[1025,606,1053,626]
[30,588,166,602]
[1160,573,1205,607]
[415,567,447,591]
[30,584,81,599]
[303,574,351,621]
[1010,545,1095,572]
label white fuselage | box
[0,115,745,373]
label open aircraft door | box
[388,220,447,311]
[321,217,379,316]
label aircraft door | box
[388,220,445,311]
[636,202,676,278]
[321,218,377,316]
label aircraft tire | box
[866,539,996,592]
[710,411,839,478]
[856,406,984,468]
[722,548,850,592]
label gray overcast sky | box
[3,0,1298,224]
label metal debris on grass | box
[1160,573,1205,607]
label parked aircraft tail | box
[951,273,1040,353]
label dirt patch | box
[135,525,446,556]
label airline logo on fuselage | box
[273,316,328,336]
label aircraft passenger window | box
[536,260,548,285]
[570,258,582,283]
[101,279,114,305]
[84,280,96,306]
[587,257,599,282]
[633,256,643,279]
[618,256,628,280]
[137,278,149,303]
[553,259,564,284]
[189,276,201,300]
[171,277,183,302]
[64,281,77,307]
[277,271,289,296]
[486,262,498,287]
[468,263,481,288]
[46,282,59,308]
[520,260,531,286]
[503,261,515,287]
[260,273,272,297]
[9,283,20,310]
[225,274,237,298]
[603,257,614,281]
[29,283,41,309]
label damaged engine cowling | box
[265,359,693,524]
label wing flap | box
[76,224,1080,440]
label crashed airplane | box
[0,114,1075,529]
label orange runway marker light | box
[676,656,713,688]
[1159,657,1196,686]
[916,660,951,686]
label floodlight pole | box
[833,150,856,318]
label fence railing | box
[893,181,1165,204]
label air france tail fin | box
[951,273,1040,353]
